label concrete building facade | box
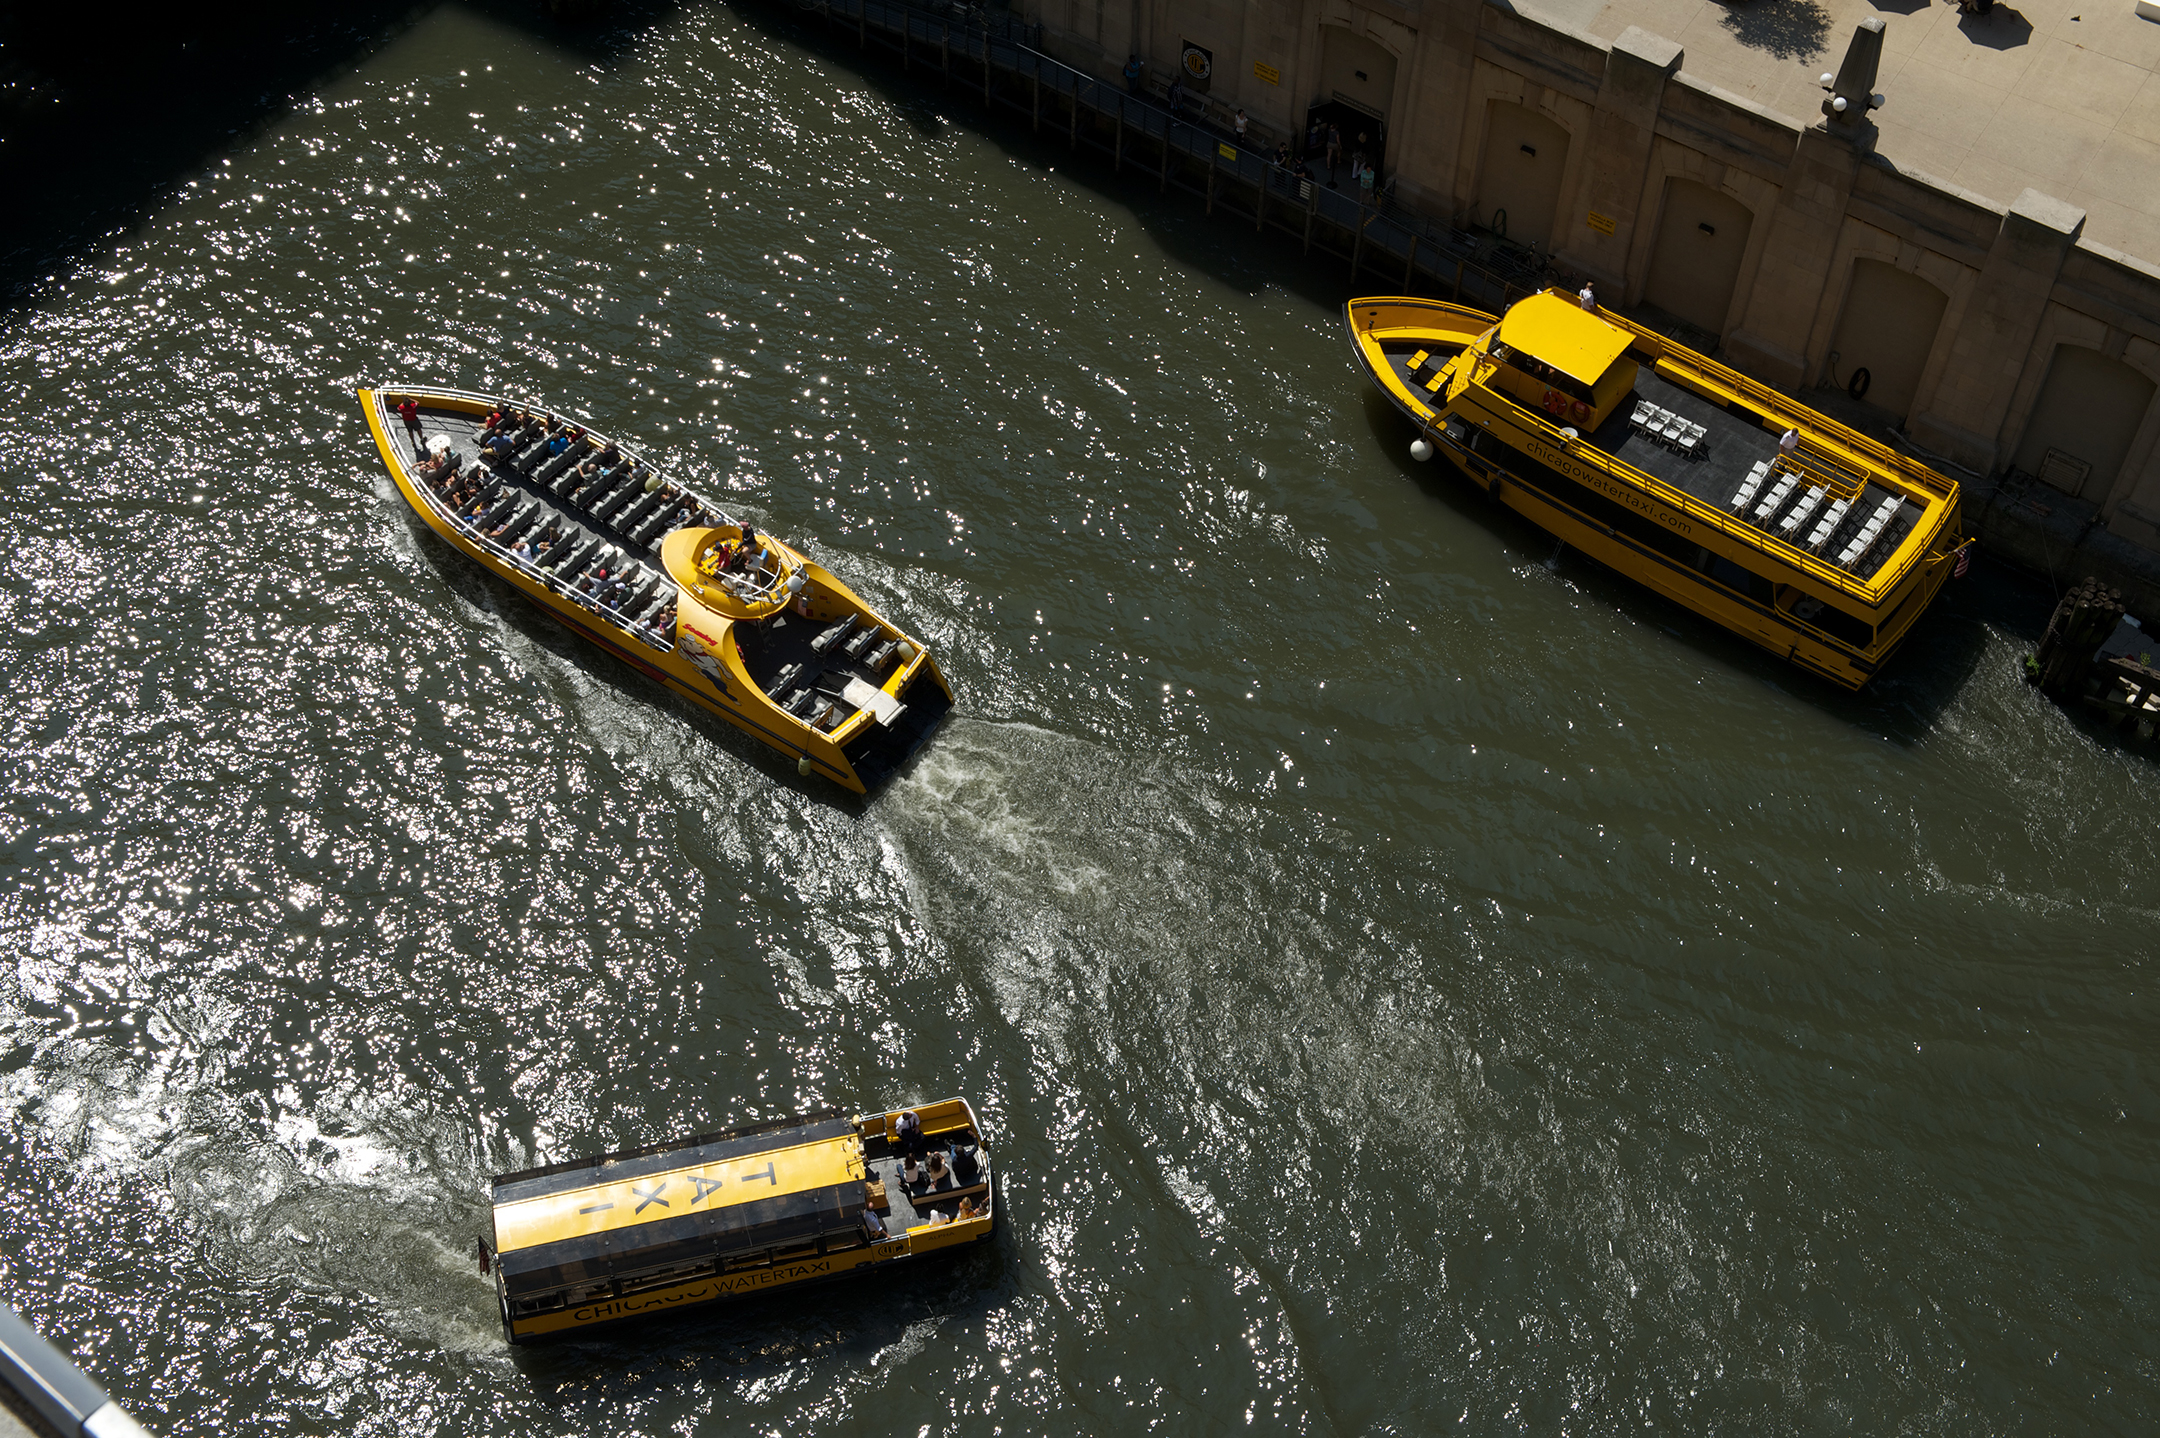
[1031,0,2160,580]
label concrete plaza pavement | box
[1522,0,2160,259]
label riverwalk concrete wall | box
[1028,0,2160,611]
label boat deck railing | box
[1489,394,1933,601]
[1626,327,1957,505]
[385,396,696,655]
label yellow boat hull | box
[359,386,951,791]
[1346,295,1964,689]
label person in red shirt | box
[395,396,423,452]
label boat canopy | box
[491,1114,866,1297]
[1497,293,1633,387]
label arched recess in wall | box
[1826,259,1947,423]
[2012,345,2158,498]
[1474,102,1569,250]
[1641,178,1754,338]
[1316,25,1398,148]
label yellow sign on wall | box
[1218,142,1238,161]
[1254,61,1281,85]
[1586,211,1617,236]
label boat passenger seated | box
[957,1197,984,1221]
[926,1209,953,1228]
[595,441,622,470]
[862,1206,888,1240]
[950,1141,981,1185]
[894,1109,926,1158]
[483,432,519,466]
[925,1150,950,1187]
[900,1154,923,1190]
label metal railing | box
[377,387,710,653]
[0,1304,153,1437]
[794,0,1577,310]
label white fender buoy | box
[797,755,813,777]
[1410,437,1435,461]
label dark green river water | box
[0,4,2152,1433]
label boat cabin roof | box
[490,1112,865,1296]
[1497,292,1633,387]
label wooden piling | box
[1158,123,1171,193]
[982,30,992,104]
[1205,145,1216,215]
[940,23,949,86]
[1069,86,1079,151]
[1350,205,1365,276]
[1403,232,1420,287]
[1114,98,1123,173]
[858,0,866,47]
[1302,183,1316,254]
[1255,166,1266,233]
[1031,70,1040,132]
[2034,576,2128,698]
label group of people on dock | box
[1111,56,1382,207]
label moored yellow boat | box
[1346,291,1967,688]
[358,385,951,792]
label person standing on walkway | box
[1234,109,1248,147]
[1578,281,1597,310]
[1325,123,1342,186]
[1123,54,1143,94]
[1358,161,1376,206]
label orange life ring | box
[1543,388,1566,415]
[1570,399,1593,424]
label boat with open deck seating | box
[358,385,951,793]
[1345,291,1968,689]
[483,1097,995,1343]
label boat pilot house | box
[485,1099,994,1342]
[1347,291,1966,688]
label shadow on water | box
[1360,388,1999,736]
[403,518,880,814]
[729,0,1383,314]
[0,0,681,306]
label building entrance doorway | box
[1305,25,1396,177]
[1304,98,1386,179]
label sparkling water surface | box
[0,4,2153,1434]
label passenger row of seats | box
[1728,459,1904,570]
[436,458,678,638]
[761,616,910,729]
[484,416,715,553]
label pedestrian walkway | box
[1525,0,2160,258]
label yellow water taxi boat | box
[358,385,951,792]
[1346,291,1966,688]
[484,1098,994,1343]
